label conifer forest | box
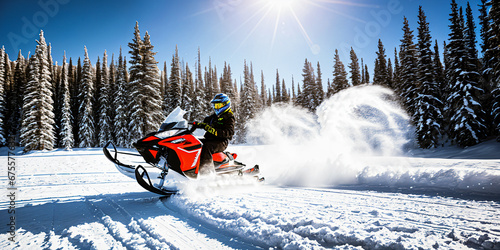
[1,0,499,152]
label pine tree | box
[0,47,6,146]
[399,17,418,116]
[364,64,370,83]
[141,31,163,132]
[127,22,145,141]
[181,63,194,120]
[78,46,95,148]
[415,6,444,148]
[446,1,487,147]
[7,51,26,142]
[260,70,267,106]
[393,48,401,91]
[274,69,281,103]
[329,49,349,97]
[236,60,258,143]
[167,45,182,115]
[59,52,73,149]
[191,48,206,122]
[314,62,324,107]
[97,51,112,146]
[349,47,361,86]
[114,49,129,147]
[486,0,500,139]
[373,39,389,87]
[298,58,317,112]
[21,31,55,151]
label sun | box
[264,0,299,9]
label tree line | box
[0,0,499,152]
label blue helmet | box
[211,93,231,115]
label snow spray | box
[246,85,413,187]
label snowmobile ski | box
[135,165,177,196]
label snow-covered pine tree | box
[141,31,163,132]
[314,62,325,107]
[282,79,290,103]
[274,69,281,103]
[433,40,445,92]
[97,51,112,146]
[167,45,182,115]
[260,70,266,106]
[486,0,500,139]
[414,6,444,148]
[7,51,26,142]
[298,58,317,112]
[328,49,349,98]
[191,48,206,122]
[0,47,6,146]
[20,31,55,151]
[181,63,194,120]
[127,22,145,141]
[108,54,116,142]
[78,46,95,148]
[59,52,73,149]
[387,58,394,88]
[364,64,370,84]
[114,49,129,147]
[446,1,487,147]
[349,47,361,86]
[393,48,401,91]
[399,17,418,116]
[373,39,389,88]
[236,60,258,143]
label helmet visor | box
[213,102,225,109]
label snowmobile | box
[103,107,263,195]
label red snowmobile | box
[103,107,262,195]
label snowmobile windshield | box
[158,107,188,137]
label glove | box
[192,122,207,128]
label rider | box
[194,93,235,175]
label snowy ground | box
[1,141,500,250]
[2,87,499,249]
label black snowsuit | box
[199,110,235,175]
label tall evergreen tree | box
[486,0,500,138]
[59,53,73,149]
[392,48,402,92]
[399,17,418,115]
[141,31,163,132]
[7,51,26,142]
[274,69,281,103]
[191,48,206,122]
[236,60,258,142]
[446,1,487,146]
[97,51,112,146]
[349,47,361,86]
[114,49,129,147]
[167,45,182,115]
[314,62,325,107]
[181,63,194,120]
[373,40,389,87]
[298,58,317,111]
[328,49,349,97]
[78,46,95,148]
[0,47,6,145]
[21,31,55,151]
[415,6,444,148]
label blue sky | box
[0,0,482,91]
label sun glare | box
[265,0,298,9]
